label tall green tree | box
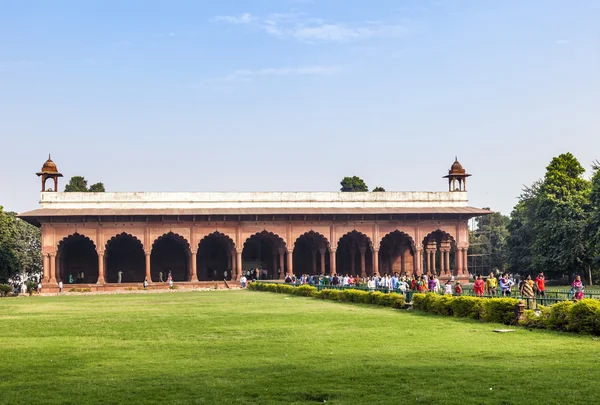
[12,217,42,277]
[64,176,89,192]
[372,186,386,192]
[0,206,20,283]
[532,153,591,279]
[507,182,541,274]
[587,161,600,282]
[340,176,368,192]
[470,209,510,274]
[64,176,106,192]
[89,182,106,192]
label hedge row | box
[248,282,405,309]
[520,299,600,335]
[412,293,520,325]
[0,284,12,297]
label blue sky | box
[1,0,598,215]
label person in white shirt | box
[367,277,376,291]
[58,281,63,293]
[433,275,441,293]
[240,275,247,288]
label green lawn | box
[1,291,599,405]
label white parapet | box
[40,191,469,209]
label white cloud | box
[214,13,255,24]
[556,39,570,45]
[213,11,406,43]
[223,65,339,81]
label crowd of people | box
[238,270,588,302]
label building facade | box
[20,157,490,289]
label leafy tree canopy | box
[532,153,590,278]
[372,186,386,192]
[65,176,106,192]
[340,176,368,192]
[89,182,106,192]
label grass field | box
[1,291,599,405]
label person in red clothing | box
[535,272,546,297]
[473,275,485,297]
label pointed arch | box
[151,232,191,282]
[197,231,236,281]
[379,230,416,276]
[56,233,98,284]
[105,232,145,283]
[336,231,373,277]
[242,231,287,280]
[422,229,457,277]
[293,231,330,275]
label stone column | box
[330,249,337,275]
[190,249,197,282]
[49,253,56,283]
[237,250,243,280]
[359,246,366,277]
[431,250,437,275]
[415,247,422,276]
[272,250,278,279]
[456,247,463,275]
[42,254,49,282]
[311,249,317,274]
[462,248,468,275]
[97,250,105,284]
[278,248,286,279]
[145,251,151,282]
[425,249,431,275]
[287,249,294,276]
[373,248,379,276]
[319,248,326,275]
[350,246,356,276]
[445,250,450,275]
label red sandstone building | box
[20,157,490,290]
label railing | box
[253,281,598,309]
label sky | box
[0,0,599,215]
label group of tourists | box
[273,270,588,302]
[282,272,468,295]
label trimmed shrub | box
[546,300,574,331]
[341,289,369,303]
[481,298,520,325]
[449,296,484,319]
[567,299,600,335]
[432,295,454,316]
[0,284,12,297]
[519,307,550,329]
[315,289,342,301]
[276,284,295,294]
[412,293,427,310]
[374,292,402,307]
[294,285,317,297]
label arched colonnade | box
[46,226,469,284]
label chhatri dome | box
[36,154,63,192]
[443,157,471,192]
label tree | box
[89,182,106,192]
[340,176,368,192]
[0,206,20,283]
[587,161,600,282]
[470,209,510,274]
[532,153,591,280]
[64,176,106,192]
[12,217,42,277]
[372,186,386,192]
[64,176,89,192]
[507,182,541,275]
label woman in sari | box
[520,274,536,309]
[473,275,485,297]
[572,275,584,301]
